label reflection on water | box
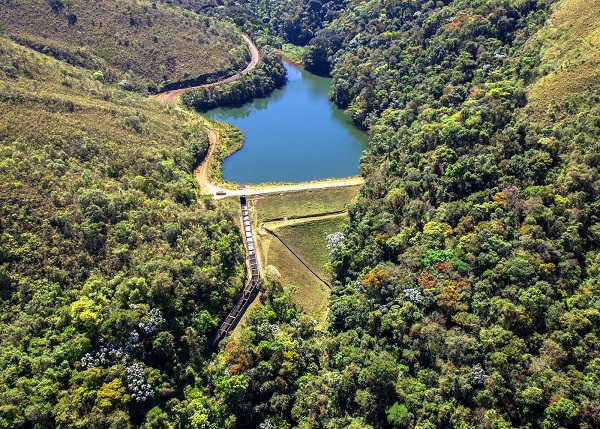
[204,61,368,184]
[209,89,280,121]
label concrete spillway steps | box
[212,195,260,347]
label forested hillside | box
[201,0,600,428]
[213,0,348,46]
[0,0,248,91]
[181,52,287,111]
[0,37,247,427]
[1,0,599,425]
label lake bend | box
[203,61,369,184]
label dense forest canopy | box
[217,0,349,46]
[197,0,600,428]
[181,52,287,111]
[0,37,247,427]
[0,0,599,426]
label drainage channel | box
[212,194,261,347]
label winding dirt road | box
[156,33,260,103]
[193,129,222,195]
[192,127,364,199]
[157,33,364,198]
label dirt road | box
[156,33,260,103]
[215,178,364,199]
[193,129,225,195]
[156,33,364,198]
[191,127,363,199]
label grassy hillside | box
[258,230,330,324]
[0,37,246,427]
[526,0,600,118]
[250,186,360,222]
[271,215,347,280]
[0,0,249,90]
[261,215,348,324]
[246,189,359,342]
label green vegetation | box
[212,0,348,46]
[209,278,321,429]
[526,0,600,118]
[1,0,599,425]
[205,120,245,184]
[198,0,600,427]
[269,215,347,280]
[248,188,360,325]
[181,52,287,111]
[0,37,246,427]
[0,0,248,91]
[258,228,330,324]
[250,186,361,221]
[274,44,307,64]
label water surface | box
[204,62,368,184]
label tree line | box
[181,52,287,111]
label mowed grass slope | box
[0,0,249,88]
[258,230,330,325]
[268,214,348,280]
[250,185,361,222]
[249,187,360,324]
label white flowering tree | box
[326,232,345,256]
[80,307,164,402]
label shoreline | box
[155,36,365,199]
[156,33,260,103]
[273,49,303,67]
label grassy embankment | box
[203,120,245,184]
[246,186,361,325]
[0,0,248,90]
[273,43,306,65]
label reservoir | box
[203,61,369,184]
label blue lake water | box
[203,62,369,184]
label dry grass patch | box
[246,188,360,325]
[267,214,348,280]
[0,0,248,87]
[526,0,600,115]
[258,229,330,326]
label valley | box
[0,0,599,427]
